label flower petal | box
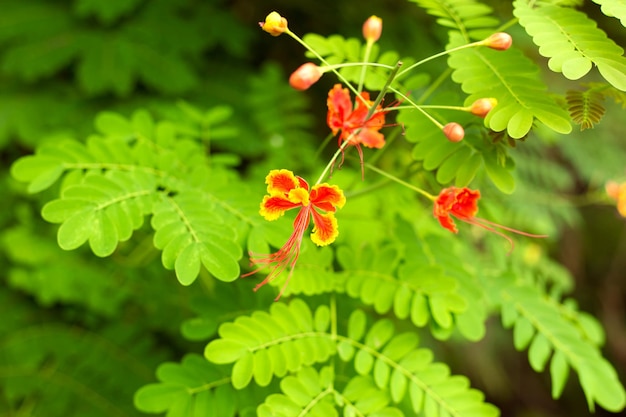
[354,129,385,148]
[266,169,299,195]
[260,195,301,220]
[436,213,458,233]
[310,183,346,211]
[451,188,480,219]
[310,210,339,246]
[327,84,353,133]
[288,187,310,206]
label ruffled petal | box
[310,183,346,211]
[310,210,339,246]
[265,169,299,195]
[355,129,385,148]
[327,84,353,133]
[260,195,301,220]
[436,213,458,233]
[451,188,480,219]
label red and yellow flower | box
[244,169,346,300]
[434,186,547,251]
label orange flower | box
[434,186,547,251]
[243,169,346,300]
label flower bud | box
[362,15,382,42]
[606,181,620,200]
[289,63,324,90]
[259,11,288,36]
[443,122,465,142]
[470,98,498,117]
[483,32,512,50]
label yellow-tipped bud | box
[259,11,288,36]
[362,15,382,42]
[470,98,498,117]
[483,32,513,50]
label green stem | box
[357,39,375,94]
[396,41,482,79]
[390,87,444,129]
[286,28,363,101]
[364,163,436,200]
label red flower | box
[243,169,346,300]
[327,84,387,149]
[434,186,547,251]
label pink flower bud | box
[443,122,465,142]
[362,15,382,42]
[259,11,288,36]
[289,63,324,90]
[484,32,512,50]
[470,98,498,117]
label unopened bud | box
[470,98,498,117]
[363,15,382,42]
[289,63,324,90]
[483,32,512,51]
[443,122,465,142]
[260,11,288,36]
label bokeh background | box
[1,0,625,416]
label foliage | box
[2,0,626,417]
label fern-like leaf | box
[134,354,236,417]
[496,276,626,412]
[339,310,499,417]
[408,0,500,40]
[448,32,572,138]
[204,299,335,389]
[11,109,247,286]
[591,0,626,27]
[514,0,626,91]
[257,366,338,417]
[338,244,469,335]
[566,89,606,130]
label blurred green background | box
[1,0,625,416]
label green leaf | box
[549,350,569,399]
[528,333,551,372]
[513,317,535,350]
[134,354,234,416]
[591,0,626,27]
[231,351,253,389]
[515,1,626,91]
[448,32,572,136]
